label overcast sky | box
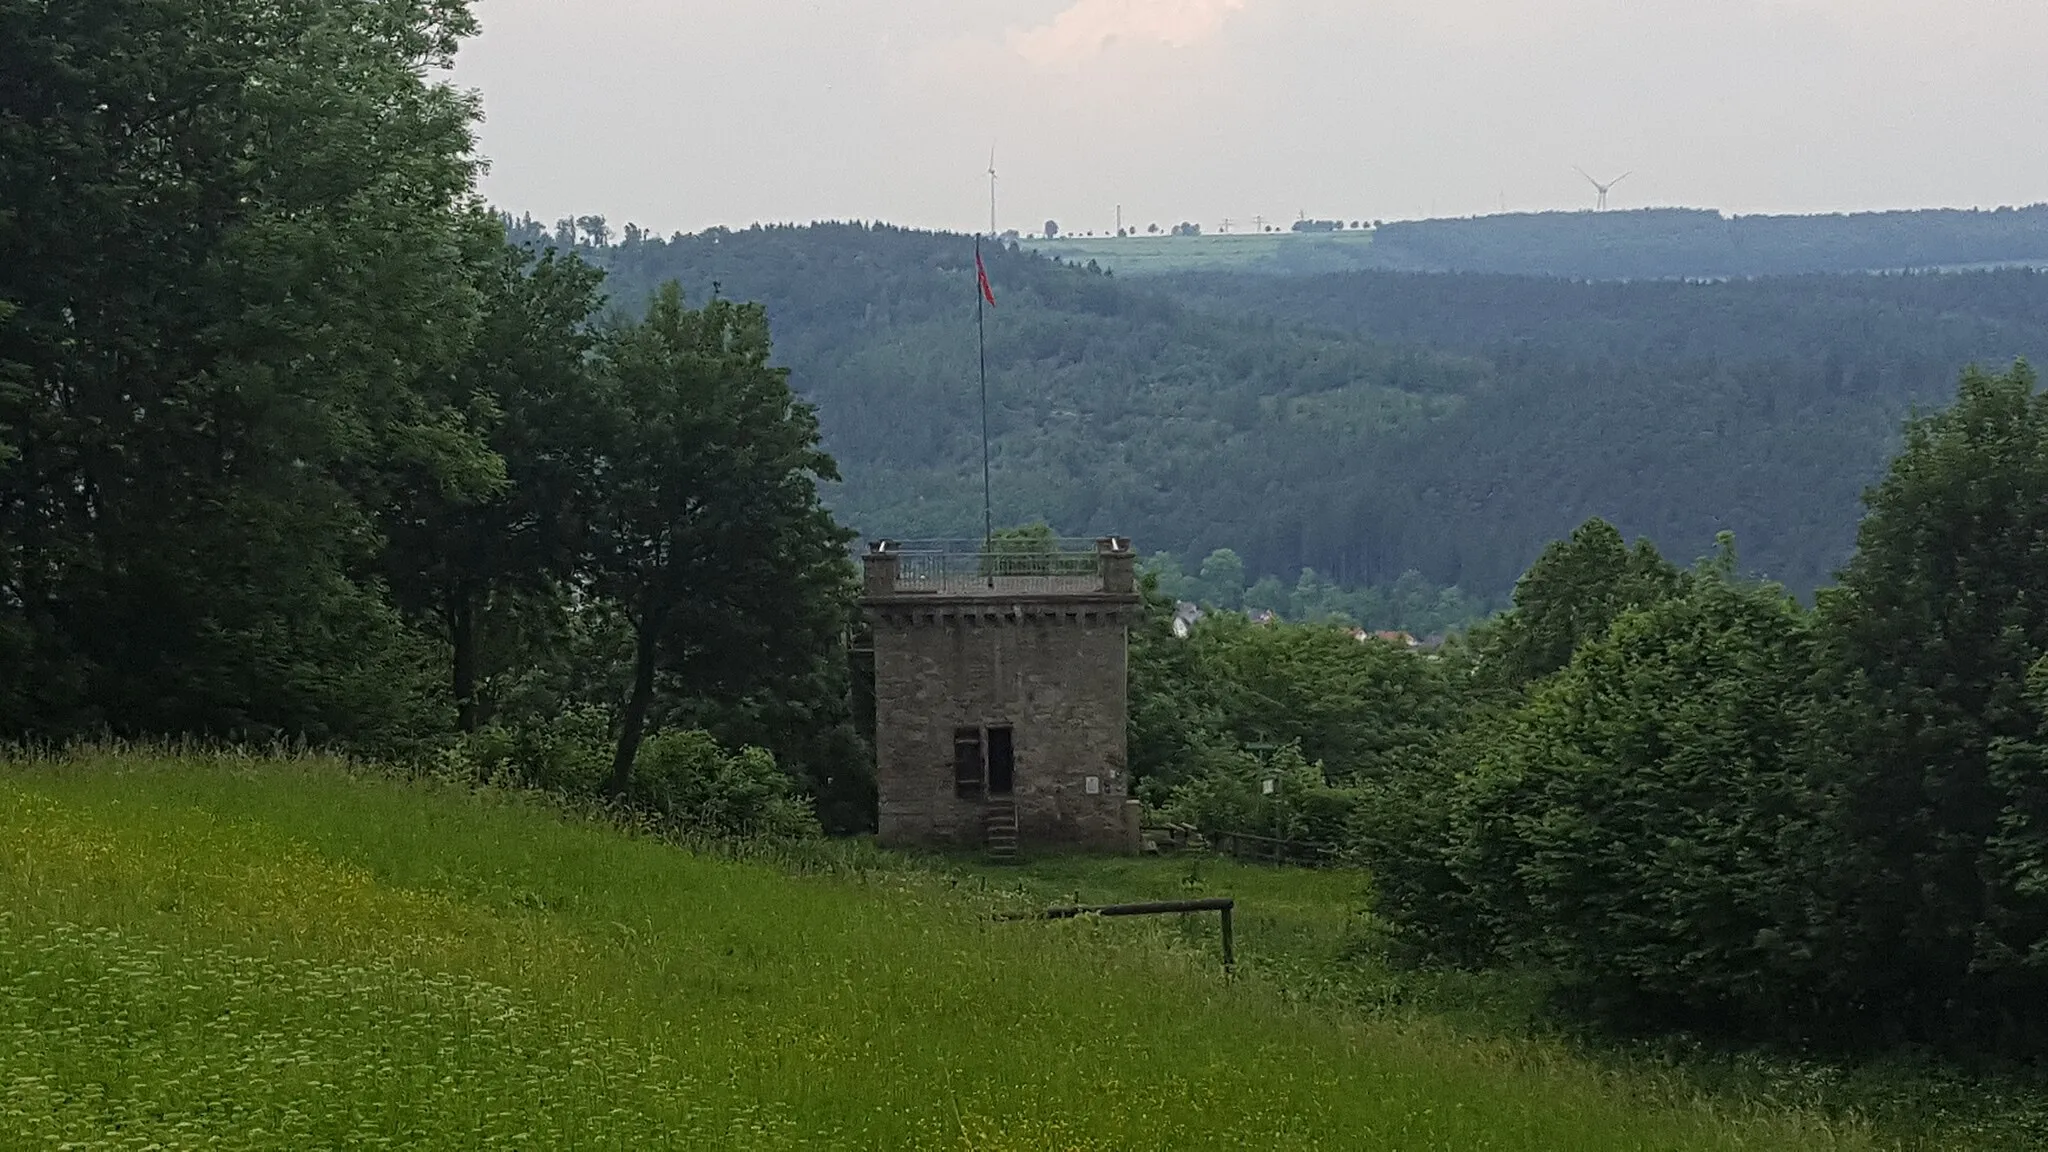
[453,0,2048,237]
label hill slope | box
[1163,267,2048,592]
[583,223,1491,570]
[0,753,1872,1149]
[564,224,2048,597]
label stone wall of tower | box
[870,602,1132,851]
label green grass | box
[936,857,2048,1152]
[1027,230,1381,276]
[932,852,1550,1031]
[0,751,1883,1149]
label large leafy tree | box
[0,0,495,744]
[1478,518,1683,691]
[591,284,854,795]
[379,245,607,732]
[1454,562,1842,1035]
[1823,361,2048,1049]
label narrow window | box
[953,727,984,799]
[986,726,1015,796]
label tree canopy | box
[1343,363,2048,1058]
[0,0,862,834]
[1,0,494,744]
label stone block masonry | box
[863,539,1142,853]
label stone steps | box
[985,799,1019,862]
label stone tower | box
[862,537,1143,854]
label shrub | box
[1347,712,1508,967]
[458,714,819,840]
[463,705,614,795]
[633,730,821,840]
[1161,741,1359,848]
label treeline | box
[1363,206,2048,280]
[1031,207,2048,281]
[1145,548,1497,639]
[0,1,863,829]
[1133,363,2048,1058]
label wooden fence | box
[994,898,1236,970]
[1141,822,1331,866]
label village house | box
[1355,628,1420,649]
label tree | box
[576,214,612,248]
[1981,655,2048,1038]
[0,0,495,747]
[1141,552,1191,602]
[1823,361,2048,1050]
[1198,548,1247,610]
[1190,614,1459,781]
[589,283,853,796]
[379,245,607,732]
[1453,564,1841,1035]
[1044,219,1060,238]
[1127,569,1220,793]
[1244,575,1289,616]
[1292,568,1339,620]
[1479,519,1682,690]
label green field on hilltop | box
[0,752,1887,1150]
[1025,229,1379,276]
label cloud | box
[1009,0,1249,67]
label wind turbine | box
[1575,167,1631,211]
[987,145,998,237]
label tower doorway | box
[986,726,1015,796]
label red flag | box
[976,244,997,308]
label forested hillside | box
[544,220,2048,598]
[546,221,1495,589]
[1361,206,2048,280]
[1166,268,2048,592]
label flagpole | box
[977,235,993,552]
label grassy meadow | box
[1024,229,1380,276]
[0,751,1893,1149]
